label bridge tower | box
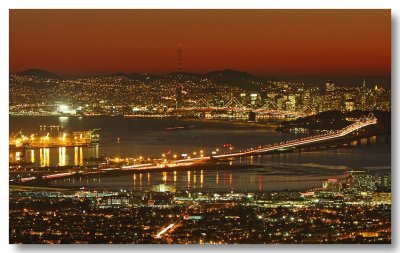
[259,99,279,111]
[224,97,246,120]
[193,99,212,109]
[175,44,184,108]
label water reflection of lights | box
[58,147,66,166]
[200,170,204,188]
[187,171,191,187]
[72,147,85,166]
[30,150,35,163]
[74,147,79,166]
[92,144,99,159]
[40,149,43,166]
[79,147,83,165]
[16,152,21,161]
[41,148,50,167]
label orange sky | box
[9,9,391,76]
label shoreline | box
[9,114,281,129]
[179,117,280,129]
[11,162,354,190]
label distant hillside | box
[205,69,265,90]
[12,68,270,90]
[127,73,163,82]
[15,69,60,79]
[125,69,266,90]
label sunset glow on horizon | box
[10,9,391,76]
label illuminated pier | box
[9,129,100,150]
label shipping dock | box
[9,127,100,151]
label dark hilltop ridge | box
[13,68,265,90]
[12,68,391,89]
[16,69,61,80]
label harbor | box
[9,126,100,150]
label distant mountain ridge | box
[204,69,264,89]
[15,69,60,79]
[13,68,265,90]
[12,69,391,89]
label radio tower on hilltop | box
[176,44,183,72]
[175,44,184,109]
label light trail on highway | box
[155,223,176,238]
[178,117,377,161]
[19,117,377,182]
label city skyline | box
[9,9,391,244]
[11,68,392,89]
[10,10,391,76]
